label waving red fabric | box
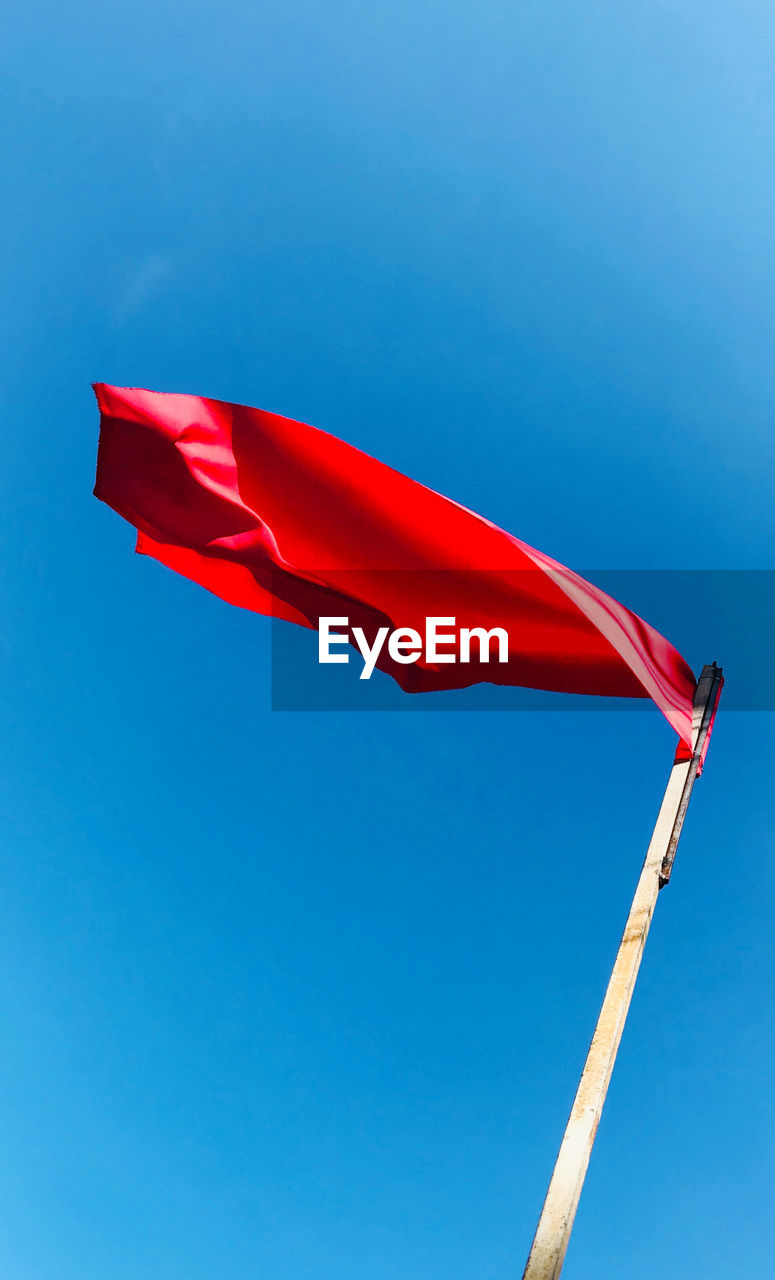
[93,384,696,744]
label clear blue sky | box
[2,2,774,1277]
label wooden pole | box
[521,663,723,1280]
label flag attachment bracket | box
[658,661,724,889]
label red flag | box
[93,384,696,745]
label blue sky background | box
[2,2,775,1276]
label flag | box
[93,384,696,744]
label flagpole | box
[521,662,723,1280]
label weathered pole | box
[521,663,724,1280]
